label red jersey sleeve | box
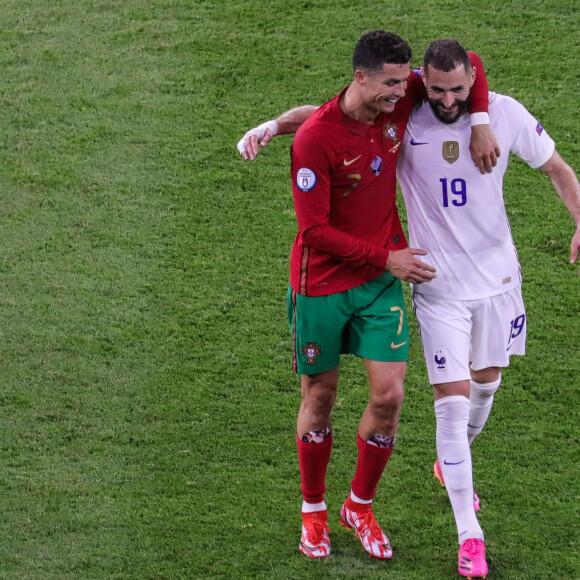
[406,70,428,103]
[467,51,489,114]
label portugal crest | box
[301,342,321,365]
[383,123,402,153]
[383,123,400,143]
[442,141,459,164]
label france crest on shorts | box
[297,168,316,191]
[434,350,447,372]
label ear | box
[420,66,427,86]
[354,69,367,85]
[469,65,476,88]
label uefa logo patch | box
[296,168,317,191]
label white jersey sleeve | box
[397,92,555,300]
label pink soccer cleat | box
[339,497,393,559]
[434,459,480,511]
[299,510,331,558]
[458,538,488,578]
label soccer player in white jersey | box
[236,39,580,579]
[396,39,580,578]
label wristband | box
[255,119,278,137]
[237,119,278,154]
[470,112,490,126]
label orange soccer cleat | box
[299,510,331,558]
[339,497,393,559]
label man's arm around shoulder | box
[237,105,318,160]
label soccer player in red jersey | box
[238,31,499,560]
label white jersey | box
[397,92,555,300]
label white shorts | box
[413,286,526,385]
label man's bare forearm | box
[275,105,318,134]
[541,151,580,224]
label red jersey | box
[289,54,489,296]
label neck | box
[339,83,378,124]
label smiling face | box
[423,63,475,124]
[356,62,411,119]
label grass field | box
[0,0,578,578]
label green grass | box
[0,0,577,578]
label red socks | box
[350,434,394,501]
[297,432,394,504]
[296,433,333,503]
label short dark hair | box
[423,39,472,75]
[352,30,412,74]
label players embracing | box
[237,33,580,579]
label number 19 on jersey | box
[440,178,467,207]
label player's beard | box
[429,95,471,124]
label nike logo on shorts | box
[390,341,408,349]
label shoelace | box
[462,539,483,556]
[305,518,330,544]
[353,511,383,540]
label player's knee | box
[314,389,336,412]
[470,367,501,384]
[370,382,404,418]
[302,383,337,415]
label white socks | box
[350,490,372,505]
[435,395,483,544]
[467,375,501,445]
[302,500,326,513]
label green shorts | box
[287,273,409,375]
